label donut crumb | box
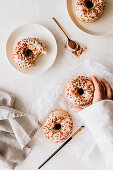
[72,45,87,57]
[63,39,87,58]
[64,40,67,49]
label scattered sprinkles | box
[43,110,73,143]
[64,40,67,49]
[74,0,106,23]
[65,76,94,106]
[13,37,47,69]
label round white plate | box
[6,24,57,74]
[67,0,113,36]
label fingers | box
[72,107,83,113]
[92,75,101,92]
[100,78,113,100]
[91,75,103,103]
[92,75,113,102]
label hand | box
[72,75,113,113]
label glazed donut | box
[65,76,94,106]
[13,37,47,69]
[74,0,106,23]
[43,110,73,143]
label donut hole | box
[54,123,61,130]
[85,0,93,9]
[23,49,33,57]
[78,88,84,95]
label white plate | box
[67,0,113,36]
[6,24,57,74]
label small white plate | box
[67,0,113,36]
[6,24,57,74]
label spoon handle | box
[52,17,69,39]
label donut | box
[74,0,106,23]
[13,37,47,69]
[43,110,73,143]
[65,76,94,106]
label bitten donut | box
[74,0,106,23]
[43,110,73,143]
[65,76,94,106]
[13,37,47,69]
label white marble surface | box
[0,0,113,170]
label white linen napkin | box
[31,59,113,161]
[0,90,40,170]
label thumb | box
[72,107,83,113]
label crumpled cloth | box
[0,90,40,170]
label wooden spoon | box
[52,17,79,51]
